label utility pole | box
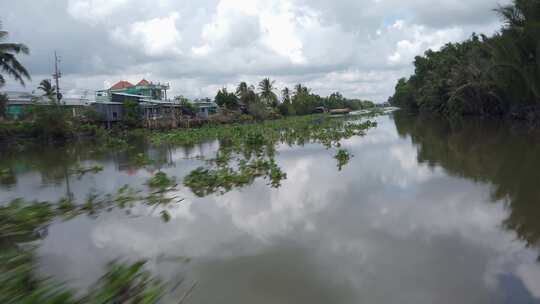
[53,51,62,102]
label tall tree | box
[0,23,30,87]
[278,87,294,116]
[236,82,257,105]
[215,87,239,109]
[281,87,291,104]
[236,82,249,98]
[294,84,310,96]
[258,78,278,107]
[38,79,56,101]
[488,0,540,104]
[388,0,540,117]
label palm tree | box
[236,82,248,97]
[236,82,253,105]
[281,87,291,103]
[258,78,278,106]
[294,84,310,96]
[38,79,56,101]
[0,23,30,87]
[486,0,540,104]
[235,81,258,105]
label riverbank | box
[0,109,382,144]
[388,1,540,122]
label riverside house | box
[93,79,183,127]
[3,91,90,120]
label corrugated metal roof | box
[111,92,144,98]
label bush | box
[215,88,239,110]
[0,122,38,139]
[30,104,74,139]
[238,114,255,123]
[247,101,270,120]
[278,101,296,116]
[122,99,141,127]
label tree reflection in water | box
[393,111,540,259]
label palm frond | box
[0,53,31,86]
[0,43,30,55]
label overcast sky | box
[1,0,509,102]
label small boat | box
[329,108,352,115]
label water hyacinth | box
[334,149,352,171]
[157,114,377,196]
[0,172,186,303]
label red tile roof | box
[110,80,134,90]
[137,79,151,86]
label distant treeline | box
[389,0,540,120]
[213,80,375,118]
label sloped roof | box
[110,80,134,90]
[137,79,151,86]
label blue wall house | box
[90,102,124,123]
[192,99,219,119]
[3,91,91,120]
[93,79,184,127]
[3,91,36,120]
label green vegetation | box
[123,99,142,127]
[185,158,286,197]
[152,114,377,196]
[258,78,278,107]
[334,149,352,171]
[30,102,74,139]
[0,172,185,303]
[236,82,257,106]
[215,87,239,110]
[0,121,38,139]
[0,112,380,301]
[0,23,30,87]
[0,167,15,186]
[37,79,56,100]
[393,110,540,260]
[218,78,376,119]
[71,164,104,178]
[389,0,540,121]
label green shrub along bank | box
[389,0,540,122]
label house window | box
[113,112,118,119]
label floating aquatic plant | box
[172,114,377,196]
[0,171,187,303]
[335,149,352,171]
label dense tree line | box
[389,0,540,119]
[215,78,375,118]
